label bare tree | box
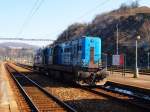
[131,0,139,8]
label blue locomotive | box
[33,36,108,85]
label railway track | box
[108,67,150,75]
[4,64,32,111]
[105,81,150,97]
[13,63,150,112]
[15,63,33,71]
[17,63,150,75]
[5,64,77,112]
[80,85,150,112]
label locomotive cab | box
[74,37,108,85]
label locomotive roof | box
[44,36,100,49]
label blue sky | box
[0,0,149,46]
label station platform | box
[108,71,150,90]
[0,62,19,112]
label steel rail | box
[5,64,39,112]
[108,67,150,75]
[16,63,150,111]
[77,85,150,112]
[7,64,77,112]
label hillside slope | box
[0,42,38,49]
[57,6,150,66]
[0,42,38,59]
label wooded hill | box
[56,4,150,67]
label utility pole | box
[116,24,119,55]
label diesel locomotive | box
[33,36,108,85]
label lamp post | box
[134,35,140,78]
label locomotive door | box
[90,47,94,65]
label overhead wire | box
[16,0,45,38]
[46,0,113,37]
[0,37,54,41]
[73,0,112,22]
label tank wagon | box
[33,36,108,85]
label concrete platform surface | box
[0,62,19,112]
[108,71,150,90]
